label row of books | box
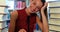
[48,1,60,32]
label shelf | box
[0,5,9,8]
[48,1,60,32]
[0,21,5,23]
[0,19,10,22]
[0,13,8,15]
[50,12,60,14]
[49,24,60,26]
[50,18,60,19]
[49,29,60,32]
[49,6,60,8]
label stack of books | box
[48,1,60,32]
[0,0,8,32]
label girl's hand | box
[41,2,48,11]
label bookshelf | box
[0,0,8,31]
[48,1,60,32]
[0,6,8,32]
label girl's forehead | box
[30,0,43,6]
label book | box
[50,13,60,18]
[0,7,5,13]
[0,28,8,32]
[49,2,60,7]
[49,31,54,32]
[2,28,8,32]
[49,25,60,31]
[0,30,2,32]
[49,30,60,32]
[49,19,60,25]
[0,15,3,21]
[0,21,6,29]
[50,8,60,13]
[0,0,6,5]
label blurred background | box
[0,0,60,32]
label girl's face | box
[36,0,43,9]
[30,0,43,13]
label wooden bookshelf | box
[48,1,60,32]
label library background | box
[0,0,60,32]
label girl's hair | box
[41,0,45,4]
[40,0,48,22]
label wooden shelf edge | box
[49,6,60,8]
[50,13,60,14]
[49,24,60,26]
[0,13,9,15]
[50,18,60,19]
[0,5,9,8]
[49,29,60,32]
